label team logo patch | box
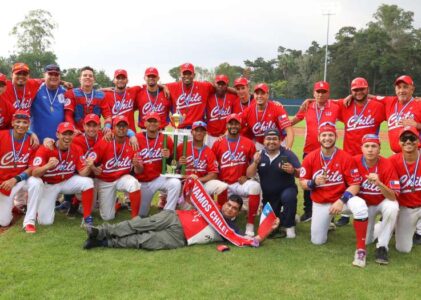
[65,98,71,106]
[33,157,42,166]
[300,167,306,177]
[87,152,97,160]
[58,94,66,103]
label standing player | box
[389,126,421,253]
[205,75,235,146]
[354,134,399,264]
[241,83,293,150]
[300,124,369,267]
[136,67,171,130]
[133,112,181,217]
[232,77,254,138]
[212,114,261,236]
[0,73,16,130]
[24,122,94,232]
[291,81,339,222]
[0,111,36,227]
[87,116,141,221]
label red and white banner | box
[184,178,258,247]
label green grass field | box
[1,133,419,299]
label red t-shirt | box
[136,88,171,129]
[212,136,256,184]
[0,95,16,130]
[206,92,235,137]
[242,101,291,144]
[31,144,84,184]
[105,86,141,132]
[134,133,173,182]
[4,79,43,111]
[177,141,218,177]
[166,81,213,128]
[389,152,421,207]
[176,210,222,245]
[353,155,400,206]
[91,138,134,182]
[295,100,339,154]
[300,147,362,204]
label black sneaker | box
[375,246,389,265]
[268,229,287,239]
[413,233,421,245]
[66,202,79,219]
[83,238,105,250]
[300,212,312,223]
[86,226,99,240]
[335,216,350,227]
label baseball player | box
[24,122,94,232]
[212,114,261,237]
[133,112,181,217]
[291,81,339,222]
[136,67,171,130]
[0,73,17,130]
[354,134,400,264]
[232,77,254,139]
[300,123,369,268]
[0,110,37,227]
[87,115,141,221]
[241,83,293,150]
[205,75,236,147]
[389,126,421,253]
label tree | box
[214,63,244,84]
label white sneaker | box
[328,222,336,231]
[352,249,366,268]
[286,227,296,239]
[245,223,254,237]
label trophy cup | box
[161,111,188,178]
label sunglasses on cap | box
[400,134,418,143]
[14,114,30,119]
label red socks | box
[217,190,228,207]
[129,190,141,218]
[247,194,260,224]
[353,219,368,249]
[81,188,94,218]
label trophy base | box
[161,174,185,179]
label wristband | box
[340,191,353,204]
[127,129,135,138]
[104,123,112,129]
[307,179,316,190]
[19,172,29,181]
[14,175,22,183]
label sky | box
[1,0,420,83]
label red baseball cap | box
[226,114,242,124]
[399,126,419,138]
[84,113,100,125]
[57,122,75,134]
[318,123,336,135]
[180,63,195,74]
[234,77,248,87]
[12,63,30,74]
[0,73,7,83]
[192,120,207,130]
[254,83,269,94]
[113,115,129,126]
[394,75,414,86]
[114,69,128,78]
[145,67,159,77]
[361,134,380,145]
[215,74,229,85]
[12,110,30,121]
[351,77,368,90]
[143,111,160,121]
[314,81,330,92]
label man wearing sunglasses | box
[390,126,421,253]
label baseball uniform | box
[136,88,171,130]
[3,79,43,111]
[205,92,235,146]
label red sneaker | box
[24,224,36,234]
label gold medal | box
[323,169,327,176]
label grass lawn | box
[1,129,418,299]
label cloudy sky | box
[1,0,420,83]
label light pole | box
[323,12,334,81]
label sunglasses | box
[15,71,29,76]
[400,134,418,143]
[14,114,30,119]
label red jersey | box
[378,96,421,153]
[206,92,236,136]
[136,88,171,129]
[177,141,218,177]
[233,97,255,139]
[134,133,173,182]
[242,101,291,144]
[212,136,256,184]
[72,132,103,158]
[3,79,43,111]
[300,148,362,204]
[0,131,37,195]
[64,88,111,131]
[105,86,141,131]
[389,152,421,207]
[353,155,400,206]
[0,96,16,130]
[295,100,339,154]
[91,138,135,182]
[166,81,213,128]
[31,144,84,184]
[176,210,222,245]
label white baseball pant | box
[311,196,368,245]
[97,175,140,221]
[24,175,94,226]
[0,181,28,226]
[395,206,421,253]
[205,134,223,148]
[228,180,261,210]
